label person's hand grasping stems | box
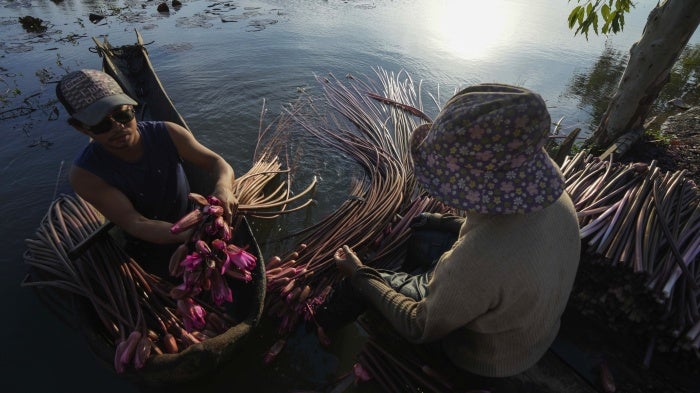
[334,245,364,277]
[212,184,239,224]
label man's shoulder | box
[137,120,166,130]
[138,121,171,139]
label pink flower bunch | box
[168,193,257,331]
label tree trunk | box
[589,0,700,151]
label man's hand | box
[173,227,195,244]
[335,245,364,277]
[212,185,238,223]
[165,121,237,222]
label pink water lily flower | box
[181,252,203,271]
[203,204,224,216]
[210,238,227,251]
[209,240,232,274]
[353,363,371,382]
[226,268,252,283]
[224,244,257,271]
[215,216,232,241]
[178,298,207,331]
[195,240,212,256]
[182,269,204,294]
[210,272,233,306]
[207,195,222,206]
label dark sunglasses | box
[85,107,136,135]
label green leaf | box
[619,12,625,31]
[568,7,580,29]
[592,14,599,35]
[601,4,610,20]
[621,0,631,12]
[577,6,585,24]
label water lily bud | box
[211,238,227,251]
[133,336,153,369]
[195,240,212,256]
[170,209,203,234]
[207,195,222,206]
[169,244,189,277]
[114,339,128,373]
[119,331,142,366]
[188,192,210,206]
[204,205,224,216]
[163,333,179,354]
[263,339,287,365]
[353,363,371,382]
[220,221,232,241]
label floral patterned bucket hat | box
[410,83,565,214]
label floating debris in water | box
[247,19,277,32]
[157,3,170,13]
[161,42,194,53]
[19,16,47,33]
[0,106,34,120]
[88,13,105,24]
[28,137,53,149]
[117,10,150,24]
[221,15,246,23]
[0,41,33,54]
[175,13,215,28]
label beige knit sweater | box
[351,192,581,377]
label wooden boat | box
[24,31,266,388]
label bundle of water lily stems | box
[262,69,456,352]
[561,151,700,364]
[351,313,483,393]
[22,136,316,382]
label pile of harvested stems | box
[352,314,467,393]
[262,69,459,345]
[22,133,316,380]
[562,150,700,362]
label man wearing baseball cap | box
[332,84,581,386]
[57,69,236,275]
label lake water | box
[1,0,698,392]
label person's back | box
[431,192,580,376]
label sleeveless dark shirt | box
[74,121,191,274]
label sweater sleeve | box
[350,242,497,343]
[350,267,426,341]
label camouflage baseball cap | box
[410,83,565,214]
[56,69,137,126]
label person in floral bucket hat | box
[332,84,581,385]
